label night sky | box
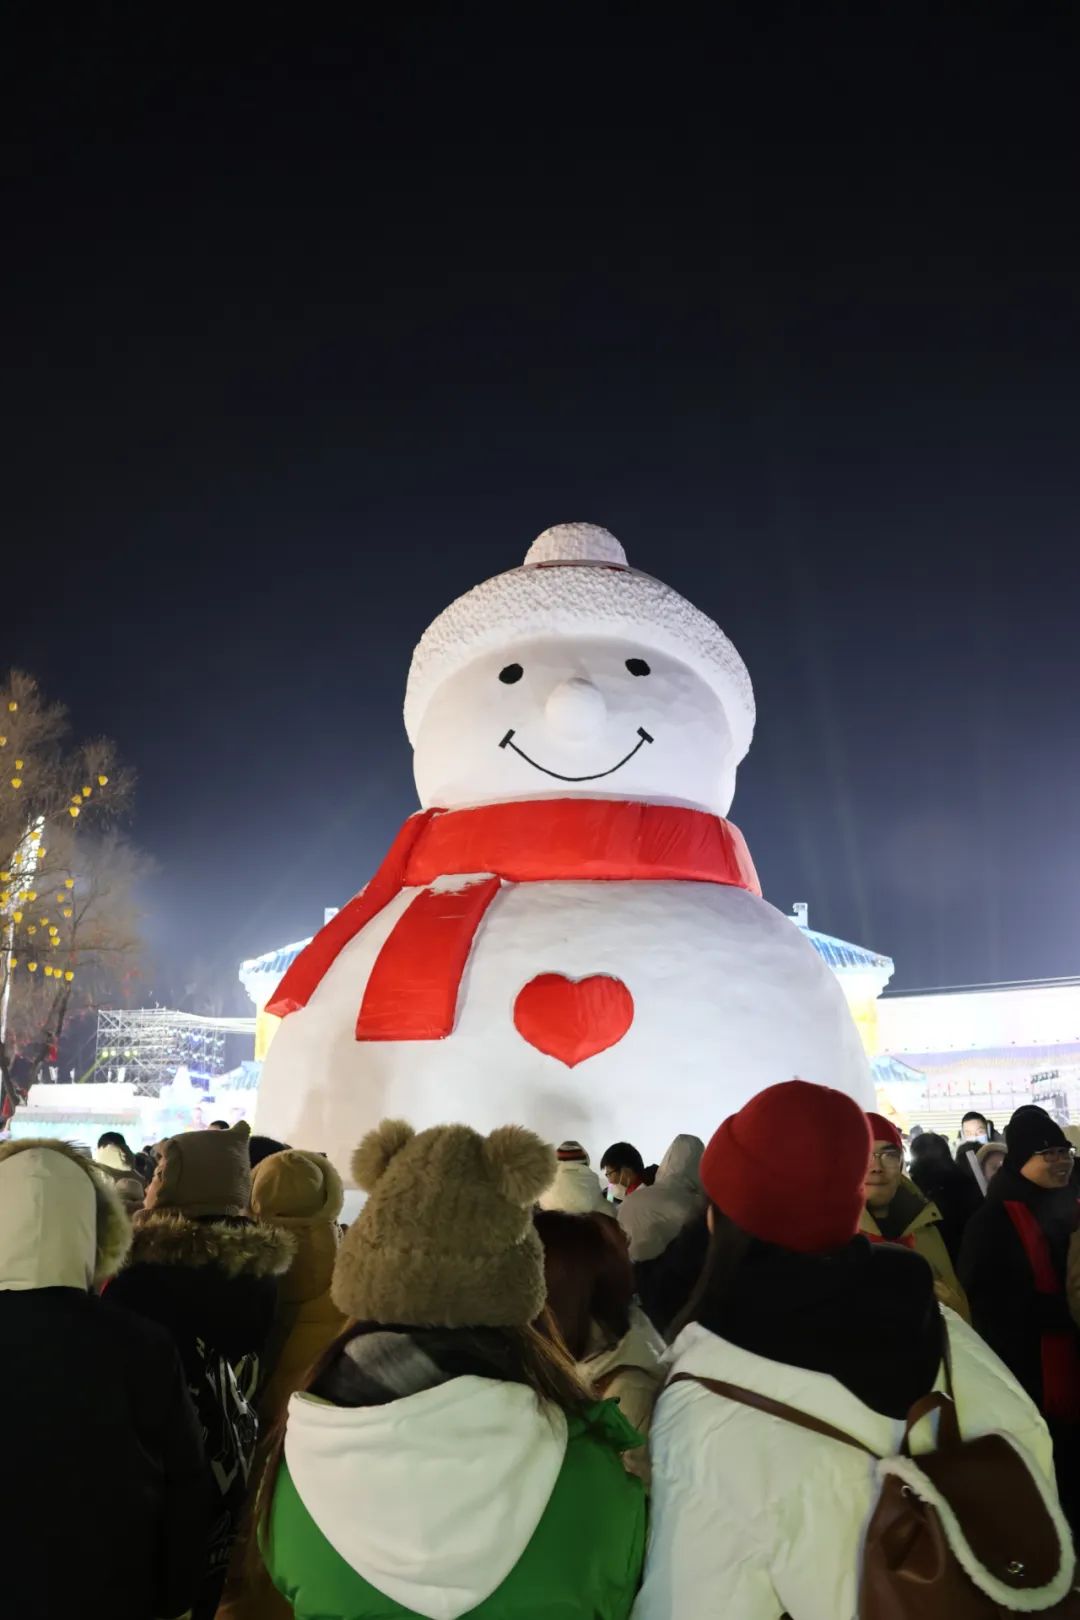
[4,8,1078,1007]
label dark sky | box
[3,6,1078,1004]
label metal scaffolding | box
[94,1007,255,1096]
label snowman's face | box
[412,635,738,814]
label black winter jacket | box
[0,1287,207,1620]
[103,1211,293,1619]
[958,1162,1079,1411]
[103,1212,292,1379]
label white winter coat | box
[583,1304,665,1482]
[538,1159,613,1217]
[617,1134,704,1262]
[634,1312,1056,1620]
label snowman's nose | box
[545,677,607,740]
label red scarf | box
[268,798,760,1040]
[1003,1200,1080,1422]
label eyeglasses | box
[1036,1147,1075,1164]
[869,1147,903,1165]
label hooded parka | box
[0,1139,207,1620]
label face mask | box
[971,1132,987,1144]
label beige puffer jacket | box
[582,1303,665,1482]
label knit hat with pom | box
[404,523,755,757]
[332,1120,556,1328]
[556,1140,590,1164]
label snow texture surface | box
[404,524,755,755]
[255,880,873,1187]
[525,522,628,566]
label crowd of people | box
[5,1084,1080,1618]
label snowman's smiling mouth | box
[498,727,654,782]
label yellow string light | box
[7,701,17,713]
[15,759,24,770]
[9,957,16,968]
[82,785,92,797]
[69,806,80,818]
[98,774,108,786]
[25,892,35,902]
[12,910,22,923]
[40,917,48,926]
[43,965,52,977]
[64,878,74,889]
[64,970,74,982]
[0,871,8,881]
[27,926,36,936]
[0,736,5,746]
[11,778,22,789]
[28,961,37,971]
[62,908,72,918]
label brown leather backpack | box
[670,1363,1080,1617]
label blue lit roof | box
[241,938,310,979]
[872,1054,926,1086]
[801,927,894,975]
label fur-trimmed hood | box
[126,1209,294,1280]
[0,1138,131,1290]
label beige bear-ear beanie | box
[331,1119,555,1329]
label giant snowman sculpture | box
[255,523,872,1178]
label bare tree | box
[1,670,143,1117]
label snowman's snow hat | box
[404,522,756,756]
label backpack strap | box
[668,1322,961,1461]
[666,1372,881,1458]
[901,1391,960,1455]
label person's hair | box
[909,1132,953,1170]
[208,1120,230,1130]
[248,1314,588,1582]
[248,1134,290,1168]
[670,1205,754,1341]
[132,1151,156,1183]
[600,1141,645,1178]
[97,1130,130,1153]
[534,1210,634,1360]
[909,1132,969,1202]
[961,1111,988,1129]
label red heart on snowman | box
[513,973,634,1068]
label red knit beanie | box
[867,1112,903,1153]
[700,1080,872,1255]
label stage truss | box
[95,1007,255,1096]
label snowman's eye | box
[499,664,524,685]
[626,658,651,677]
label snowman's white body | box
[254,874,872,1179]
[254,523,875,1180]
